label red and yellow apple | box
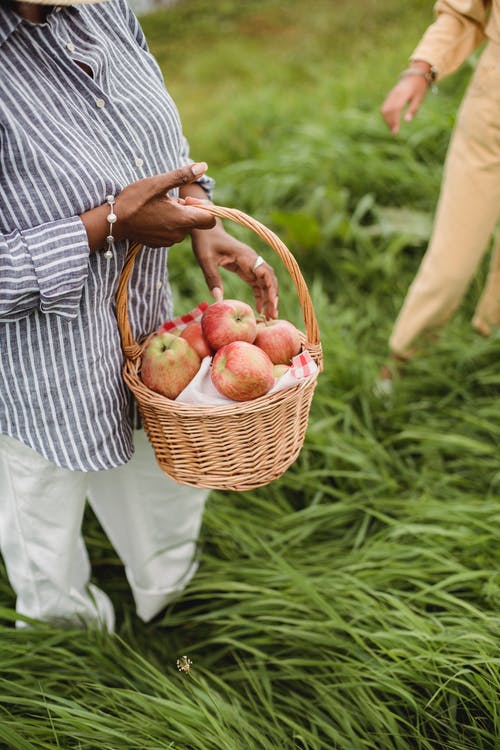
[179,321,213,360]
[254,319,302,364]
[273,364,290,378]
[211,341,274,401]
[201,299,257,351]
[141,332,201,399]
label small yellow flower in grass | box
[176,655,192,673]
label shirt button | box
[135,157,144,168]
[156,280,163,290]
[55,6,61,11]
[95,98,106,109]
[66,41,75,52]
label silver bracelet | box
[104,195,117,260]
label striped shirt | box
[0,0,213,471]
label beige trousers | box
[390,41,500,357]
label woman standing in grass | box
[380,0,500,380]
[0,0,277,629]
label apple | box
[211,341,274,401]
[141,332,201,399]
[273,364,290,378]
[201,299,257,351]
[254,319,302,364]
[179,321,213,360]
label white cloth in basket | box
[176,350,318,406]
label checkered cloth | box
[158,302,209,333]
[289,350,316,379]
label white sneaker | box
[373,376,393,401]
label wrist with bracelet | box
[399,64,438,93]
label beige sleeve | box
[410,0,490,79]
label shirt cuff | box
[195,172,216,202]
[22,216,90,320]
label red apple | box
[211,341,274,401]
[201,299,257,351]
[179,321,213,359]
[141,332,201,399]
[254,319,302,364]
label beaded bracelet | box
[104,195,117,260]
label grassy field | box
[2,1,500,748]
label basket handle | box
[116,205,321,361]
[116,240,144,361]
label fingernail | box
[191,162,208,176]
[404,113,413,121]
[211,286,223,301]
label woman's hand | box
[380,64,431,135]
[115,164,217,246]
[189,216,279,320]
[81,163,217,252]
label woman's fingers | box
[218,250,279,318]
[211,286,224,302]
[404,88,427,122]
[182,195,212,206]
[380,87,410,134]
[381,78,428,134]
[115,165,217,245]
[192,229,279,318]
[145,163,208,198]
[251,260,279,318]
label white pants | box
[0,430,209,629]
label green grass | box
[2,1,500,748]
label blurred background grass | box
[2,1,500,749]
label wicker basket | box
[115,204,323,492]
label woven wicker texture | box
[116,205,323,491]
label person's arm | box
[381,0,489,134]
[411,0,490,80]
[0,164,216,322]
[175,138,278,316]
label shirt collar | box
[0,5,22,47]
[0,5,80,47]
